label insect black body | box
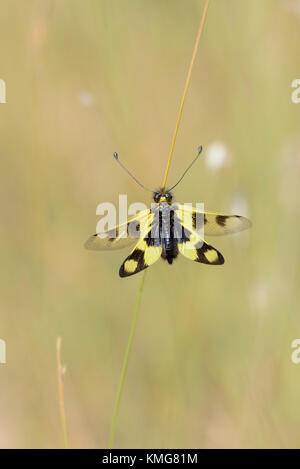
[159,206,178,264]
[153,190,178,265]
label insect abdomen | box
[160,208,178,264]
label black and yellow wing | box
[174,204,251,236]
[119,233,162,277]
[85,209,152,251]
[177,227,224,265]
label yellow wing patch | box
[178,241,198,260]
[204,248,219,263]
[124,259,138,273]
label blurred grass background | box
[0,0,300,448]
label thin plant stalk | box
[108,0,212,448]
[161,0,211,189]
[56,336,69,449]
[108,270,147,449]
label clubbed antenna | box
[168,146,203,191]
[113,152,154,193]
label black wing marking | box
[174,204,251,236]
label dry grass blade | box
[56,336,69,449]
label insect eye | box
[154,193,160,202]
[165,193,171,199]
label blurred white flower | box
[28,18,47,52]
[205,141,232,171]
[78,91,94,107]
[284,0,300,18]
[249,280,269,313]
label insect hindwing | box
[177,228,224,265]
[171,209,224,265]
[119,233,162,277]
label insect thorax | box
[149,203,179,241]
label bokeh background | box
[0,0,300,449]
